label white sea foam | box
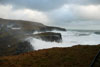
[30,30,100,50]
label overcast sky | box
[0,0,100,29]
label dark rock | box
[39,26,66,32]
[95,32,100,35]
[34,32,62,43]
[0,18,66,34]
[46,26,66,31]
[0,40,34,56]
[0,26,34,56]
[15,41,34,55]
[0,18,66,56]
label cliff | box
[0,18,66,33]
[0,26,34,56]
[33,32,62,42]
[0,18,66,56]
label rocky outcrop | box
[0,18,65,56]
[39,26,66,32]
[46,26,66,31]
[94,32,100,35]
[33,32,62,43]
[0,18,66,33]
[0,40,33,56]
[0,26,34,56]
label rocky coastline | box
[0,18,66,56]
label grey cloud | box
[67,0,100,5]
[0,0,67,11]
[84,0,100,5]
[47,4,100,26]
[0,0,100,11]
[0,0,100,28]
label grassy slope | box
[0,45,100,67]
[0,18,66,32]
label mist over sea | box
[29,21,100,50]
[30,29,100,50]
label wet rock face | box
[95,32,100,35]
[0,18,66,56]
[14,41,34,55]
[0,41,34,56]
[46,26,66,31]
[0,33,34,56]
[34,32,62,43]
[0,29,34,56]
[0,26,34,56]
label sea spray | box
[30,30,100,50]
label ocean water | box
[30,30,100,50]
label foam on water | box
[30,30,100,50]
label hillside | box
[0,18,66,33]
[0,45,100,67]
[0,18,66,56]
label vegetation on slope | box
[0,18,66,33]
[0,45,100,67]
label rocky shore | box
[33,32,62,42]
[0,18,66,56]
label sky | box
[0,0,100,30]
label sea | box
[29,29,100,50]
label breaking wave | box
[30,30,100,50]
